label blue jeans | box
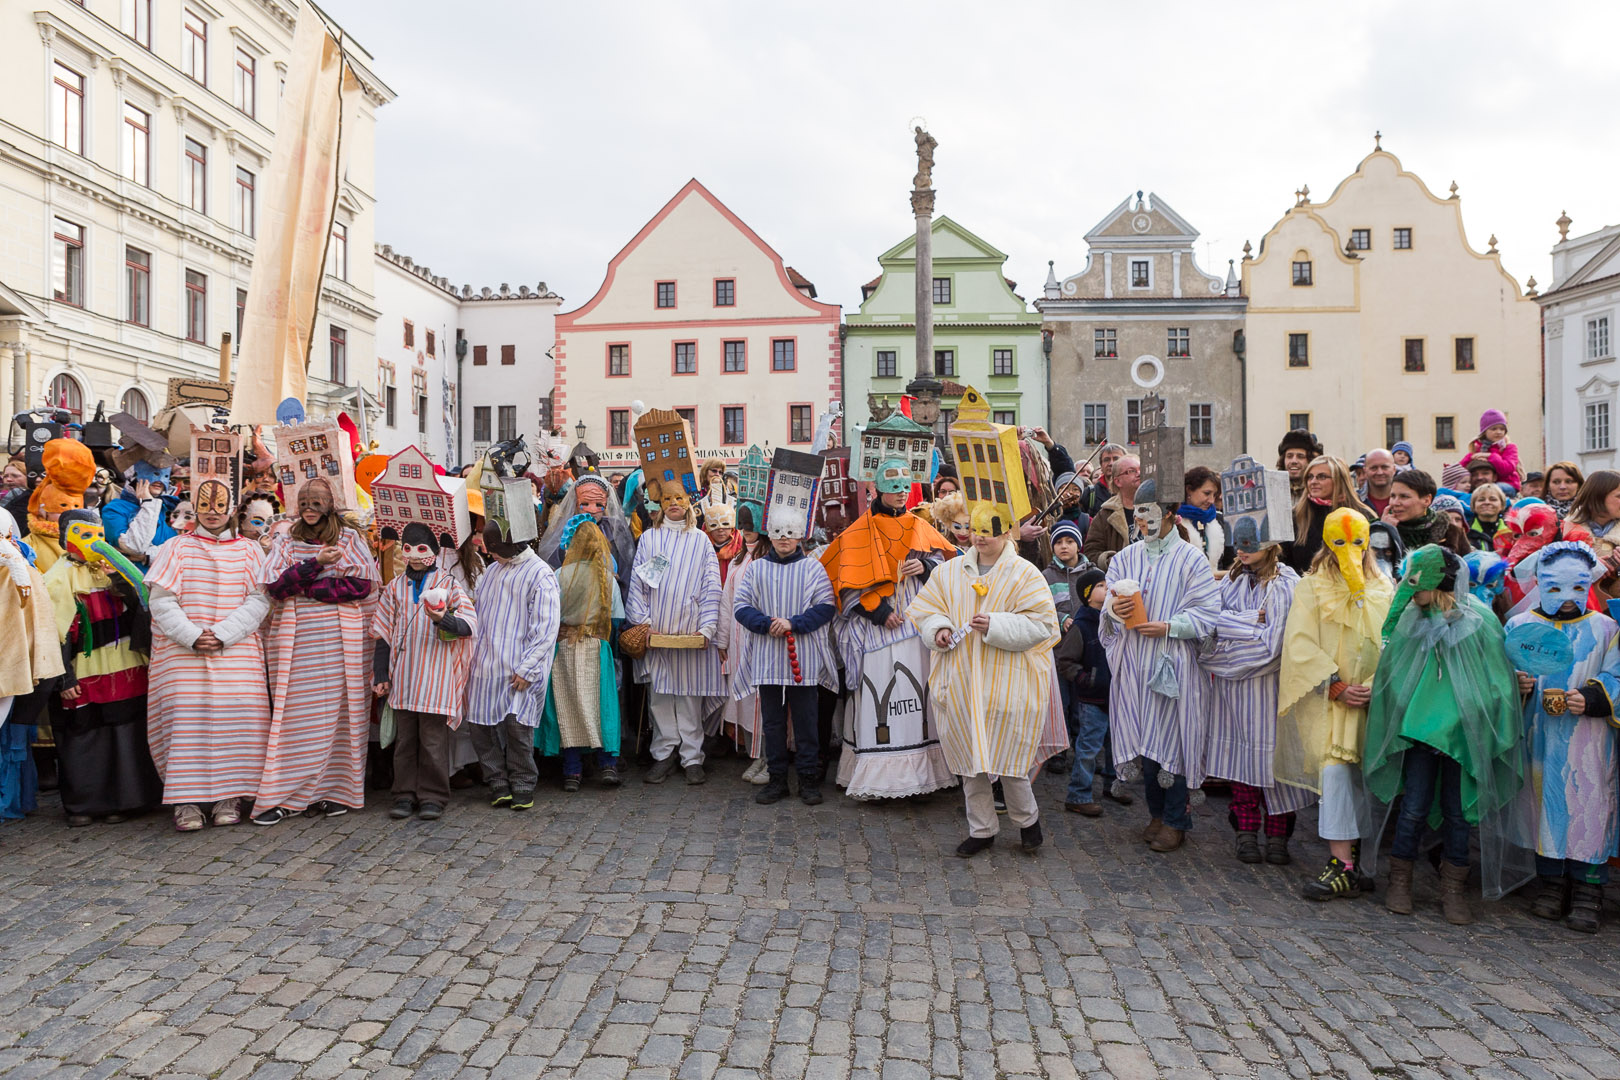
[561,747,617,776]
[1141,757,1191,831]
[1537,856,1612,885]
[1065,702,1110,805]
[1390,745,1469,868]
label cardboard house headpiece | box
[736,444,771,505]
[274,417,357,512]
[764,448,823,540]
[818,448,863,535]
[476,455,537,544]
[634,407,697,501]
[190,428,245,507]
[1136,393,1184,507]
[948,386,1030,521]
[858,410,934,484]
[372,445,471,548]
[1220,454,1295,552]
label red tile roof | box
[785,266,817,298]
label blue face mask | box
[131,459,172,493]
[1537,553,1594,616]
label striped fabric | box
[371,567,477,723]
[908,542,1061,777]
[731,555,838,695]
[467,550,560,728]
[43,560,147,705]
[625,523,725,696]
[1196,565,1315,814]
[145,535,273,803]
[1099,539,1222,786]
[714,551,763,754]
[256,529,380,811]
[835,575,926,685]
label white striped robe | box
[371,567,477,724]
[715,550,762,753]
[731,554,838,696]
[625,522,724,697]
[466,550,560,728]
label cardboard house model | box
[764,448,823,539]
[736,444,771,505]
[634,408,698,496]
[372,445,471,547]
[274,418,357,511]
[948,386,1030,521]
[857,411,934,484]
[190,429,245,507]
[818,448,863,535]
[1220,454,1295,549]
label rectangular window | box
[384,385,397,428]
[1167,329,1190,358]
[122,0,152,47]
[184,137,207,212]
[1350,228,1370,251]
[608,344,629,376]
[772,339,795,372]
[932,277,952,305]
[674,342,696,374]
[1589,316,1611,360]
[934,349,955,377]
[1404,338,1425,372]
[656,281,676,308]
[723,406,746,445]
[790,405,813,443]
[1130,260,1150,288]
[1435,415,1456,450]
[1082,403,1108,446]
[418,395,428,435]
[53,218,84,306]
[715,279,734,306]
[472,344,487,366]
[992,348,1014,376]
[183,9,208,83]
[676,407,697,441]
[1126,398,1144,445]
[1188,403,1213,447]
[1393,227,1412,250]
[328,222,347,281]
[234,167,255,235]
[1385,416,1406,447]
[124,245,150,325]
[1288,333,1309,367]
[1292,260,1312,286]
[500,344,515,366]
[234,48,256,118]
[329,326,347,383]
[472,406,491,442]
[425,330,435,357]
[723,340,746,373]
[992,410,1017,426]
[609,409,631,447]
[122,103,150,185]
[1094,328,1117,358]
[52,63,85,154]
[498,405,517,442]
[1586,402,1612,452]
[1289,412,1311,433]
[185,269,207,343]
[404,320,415,347]
[1454,337,1475,372]
[876,350,897,378]
[236,287,246,344]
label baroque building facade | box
[1539,212,1620,471]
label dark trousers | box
[760,684,819,778]
[1390,745,1469,868]
[1142,757,1192,831]
[561,747,617,775]
[392,709,452,806]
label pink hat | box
[1479,408,1508,435]
[1442,463,1471,489]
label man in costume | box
[1506,542,1620,933]
[910,503,1062,856]
[145,478,273,831]
[1099,479,1222,853]
[819,459,957,799]
[538,472,636,594]
[540,516,624,791]
[626,479,725,784]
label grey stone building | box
[1038,192,1247,473]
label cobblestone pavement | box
[2,758,1618,1080]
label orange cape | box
[818,509,957,612]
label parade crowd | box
[3,400,1619,938]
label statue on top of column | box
[912,126,937,191]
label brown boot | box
[1439,861,1473,925]
[1149,826,1184,852]
[1141,818,1164,844]
[1385,857,1415,915]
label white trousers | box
[962,772,1038,837]
[1318,762,1363,841]
[650,691,706,766]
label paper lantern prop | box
[736,444,771,505]
[948,386,1030,521]
[274,417,357,512]
[858,410,933,484]
[764,448,822,540]
[190,428,245,507]
[1220,454,1295,552]
[372,445,470,548]
[634,408,698,497]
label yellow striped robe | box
[909,542,1060,777]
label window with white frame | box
[1586,401,1612,452]
[120,387,150,423]
[235,49,256,118]
[328,222,348,280]
[52,63,85,154]
[184,269,207,342]
[1167,328,1190,358]
[1094,328,1116,357]
[1130,260,1150,288]
[1188,403,1213,446]
[122,0,152,48]
[184,137,207,212]
[125,246,150,326]
[122,103,150,185]
[1082,403,1108,446]
[235,167,255,236]
[183,9,208,84]
[53,218,84,306]
[1590,316,1611,360]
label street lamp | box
[576,419,587,442]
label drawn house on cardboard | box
[1219,454,1294,549]
[764,448,822,539]
[274,418,357,511]
[736,445,771,505]
[818,448,863,534]
[634,408,698,496]
[857,411,934,483]
[190,429,245,505]
[372,445,471,547]
[948,386,1030,520]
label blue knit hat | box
[1050,520,1083,547]
[1391,440,1416,465]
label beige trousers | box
[962,772,1038,837]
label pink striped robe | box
[371,567,477,723]
[256,529,380,811]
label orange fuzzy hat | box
[28,438,96,525]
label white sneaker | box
[742,757,770,785]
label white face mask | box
[1134,501,1164,538]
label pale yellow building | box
[1242,142,1541,466]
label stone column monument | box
[907,126,942,429]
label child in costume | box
[540,516,624,792]
[716,502,766,782]
[1057,568,1113,817]
[1275,508,1394,900]
[372,523,477,820]
[1506,542,1620,933]
[1363,545,1526,925]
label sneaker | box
[755,776,790,805]
[251,807,289,827]
[305,801,348,819]
[1302,857,1362,901]
[490,787,514,808]
[417,803,443,821]
[955,835,995,858]
[741,757,770,784]
[562,775,582,793]
[1264,836,1291,865]
[389,797,415,820]
[511,790,535,811]
[1235,832,1263,864]
[212,798,242,827]
[684,764,707,785]
[173,804,206,832]
[599,766,622,788]
[1020,821,1043,853]
[644,755,678,784]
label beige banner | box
[230,11,353,425]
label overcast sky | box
[319,0,1620,314]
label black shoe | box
[955,835,995,858]
[562,775,581,793]
[65,813,93,828]
[1020,821,1043,854]
[389,797,415,820]
[755,776,790,805]
[1530,875,1572,920]
[1235,832,1262,864]
[644,755,678,784]
[304,801,348,818]
[1567,882,1603,934]
[511,790,534,811]
[599,766,622,788]
[799,777,824,806]
[251,807,289,827]
[992,780,1007,814]
[1302,857,1362,901]
[490,787,513,808]
[417,803,443,821]
[1265,836,1291,865]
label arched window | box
[120,387,150,423]
[49,373,83,418]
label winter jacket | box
[1468,437,1522,487]
[1055,605,1109,706]
[1080,495,1132,571]
[1042,557,1094,624]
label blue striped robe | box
[625,523,725,696]
[731,555,838,696]
[466,551,561,728]
[835,575,926,685]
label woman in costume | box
[540,515,624,791]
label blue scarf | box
[1178,503,1218,526]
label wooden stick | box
[218,332,233,383]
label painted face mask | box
[1368,523,1401,580]
[239,497,275,539]
[194,479,234,533]
[298,479,335,519]
[1134,500,1164,539]
[659,488,691,522]
[1465,550,1508,607]
[1496,502,1559,565]
[400,522,441,569]
[1535,542,1597,617]
[575,478,609,518]
[168,501,197,533]
[1323,507,1371,602]
[970,503,1012,539]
